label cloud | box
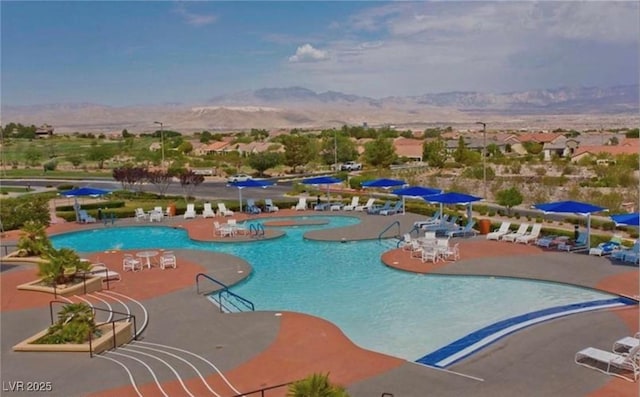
[174,4,217,27]
[288,44,329,63]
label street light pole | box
[476,121,487,198]
[154,121,164,168]
[334,130,338,172]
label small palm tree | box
[17,221,52,257]
[287,373,350,397]
[38,247,89,286]
[36,303,100,344]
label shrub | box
[35,303,101,345]
[17,221,52,257]
[0,195,51,230]
[287,373,349,397]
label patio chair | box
[295,197,307,211]
[228,219,249,235]
[202,203,215,218]
[217,203,234,217]
[355,198,376,212]
[343,196,360,211]
[160,253,177,269]
[265,199,279,212]
[122,254,142,272]
[611,241,639,262]
[502,224,530,242]
[613,333,640,354]
[515,223,543,244]
[314,202,330,211]
[442,243,460,261]
[575,344,640,382]
[214,221,233,237]
[380,201,403,216]
[245,199,262,214]
[486,221,511,241]
[368,200,391,215]
[589,235,623,256]
[447,220,477,238]
[413,210,442,229]
[557,232,588,252]
[183,203,196,219]
[78,210,96,224]
[135,208,148,222]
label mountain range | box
[2,85,638,133]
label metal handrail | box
[249,223,265,237]
[228,381,294,397]
[195,273,254,313]
[378,220,401,243]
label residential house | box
[571,138,639,163]
[393,137,423,162]
[194,141,231,156]
[149,142,161,152]
[35,124,54,136]
[513,132,565,160]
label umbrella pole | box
[403,196,406,215]
[239,188,243,213]
[587,214,591,249]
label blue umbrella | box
[422,192,482,223]
[361,178,406,189]
[534,200,606,249]
[392,186,442,215]
[611,213,639,228]
[302,176,342,200]
[61,187,111,223]
[228,179,274,212]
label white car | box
[227,174,252,183]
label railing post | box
[132,315,138,341]
[89,331,93,358]
[112,322,117,350]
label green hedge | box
[56,201,126,211]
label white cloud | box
[288,44,329,63]
[174,5,217,27]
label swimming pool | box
[51,216,624,363]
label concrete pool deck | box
[0,209,638,396]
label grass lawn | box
[0,186,33,193]
[0,169,112,179]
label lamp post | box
[475,121,487,198]
[334,130,338,172]
[154,121,164,168]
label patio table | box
[136,250,159,269]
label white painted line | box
[410,361,484,382]
[87,293,114,323]
[120,347,195,397]
[107,350,169,397]
[94,354,143,397]
[104,290,148,338]
[96,291,130,318]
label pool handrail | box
[249,223,265,237]
[378,220,401,243]
[195,273,255,312]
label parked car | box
[227,174,252,183]
[340,161,362,171]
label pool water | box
[52,216,618,361]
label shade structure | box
[361,178,406,189]
[422,192,483,222]
[60,187,111,222]
[611,213,640,228]
[533,200,607,249]
[392,186,442,215]
[228,179,274,212]
[301,176,342,199]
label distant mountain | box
[2,85,638,133]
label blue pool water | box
[52,216,621,361]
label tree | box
[36,303,99,344]
[363,136,397,168]
[282,135,315,173]
[146,169,175,196]
[39,247,88,286]
[423,139,447,168]
[2,196,50,231]
[86,142,114,169]
[247,152,282,176]
[122,129,133,138]
[113,166,148,191]
[200,130,213,143]
[496,187,523,215]
[287,373,349,397]
[319,133,358,165]
[24,145,42,166]
[66,154,83,169]
[179,170,205,200]
[17,221,52,257]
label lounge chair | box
[502,224,530,242]
[447,220,477,238]
[135,208,148,222]
[217,203,234,217]
[413,210,442,229]
[515,223,542,244]
[380,201,403,216]
[245,199,262,214]
[88,263,121,282]
[78,210,96,224]
[159,253,177,269]
[557,232,588,252]
[202,203,216,218]
[343,197,360,211]
[589,235,623,256]
[183,203,197,219]
[355,198,376,212]
[613,333,640,354]
[314,202,330,211]
[575,344,640,382]
[265,199,279,212]
[611,241,639,262]
[295,197,307,211]
[486,221,511,241]
[368,200,391,215]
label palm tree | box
[16,220,52,257]
[36,303,99,344]
[38,247,89,286]
[287,373,350,397]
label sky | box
[2,1,639,106]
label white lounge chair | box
[183,203,196,219]
[515,223,542,244]
[265,199,279,212]
[613,334,640,354]
[135,208,148,222]
[217,203,234,217]
[575,344,640,382]
[88,263,121,282]
[486,222,511,240]
[202,203,215,218]
[295,197,307,211]
[502,224,530,242]
[355,198,376,212]
[343,196,360,211]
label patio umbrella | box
[610,213,640,228]
[301,176,343,201]
[422,192,483,222]
[361,178,406,189]
[534,200,606,249]
[228,179,274,212]
[392,186,442,215]
[60,187,111,222]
